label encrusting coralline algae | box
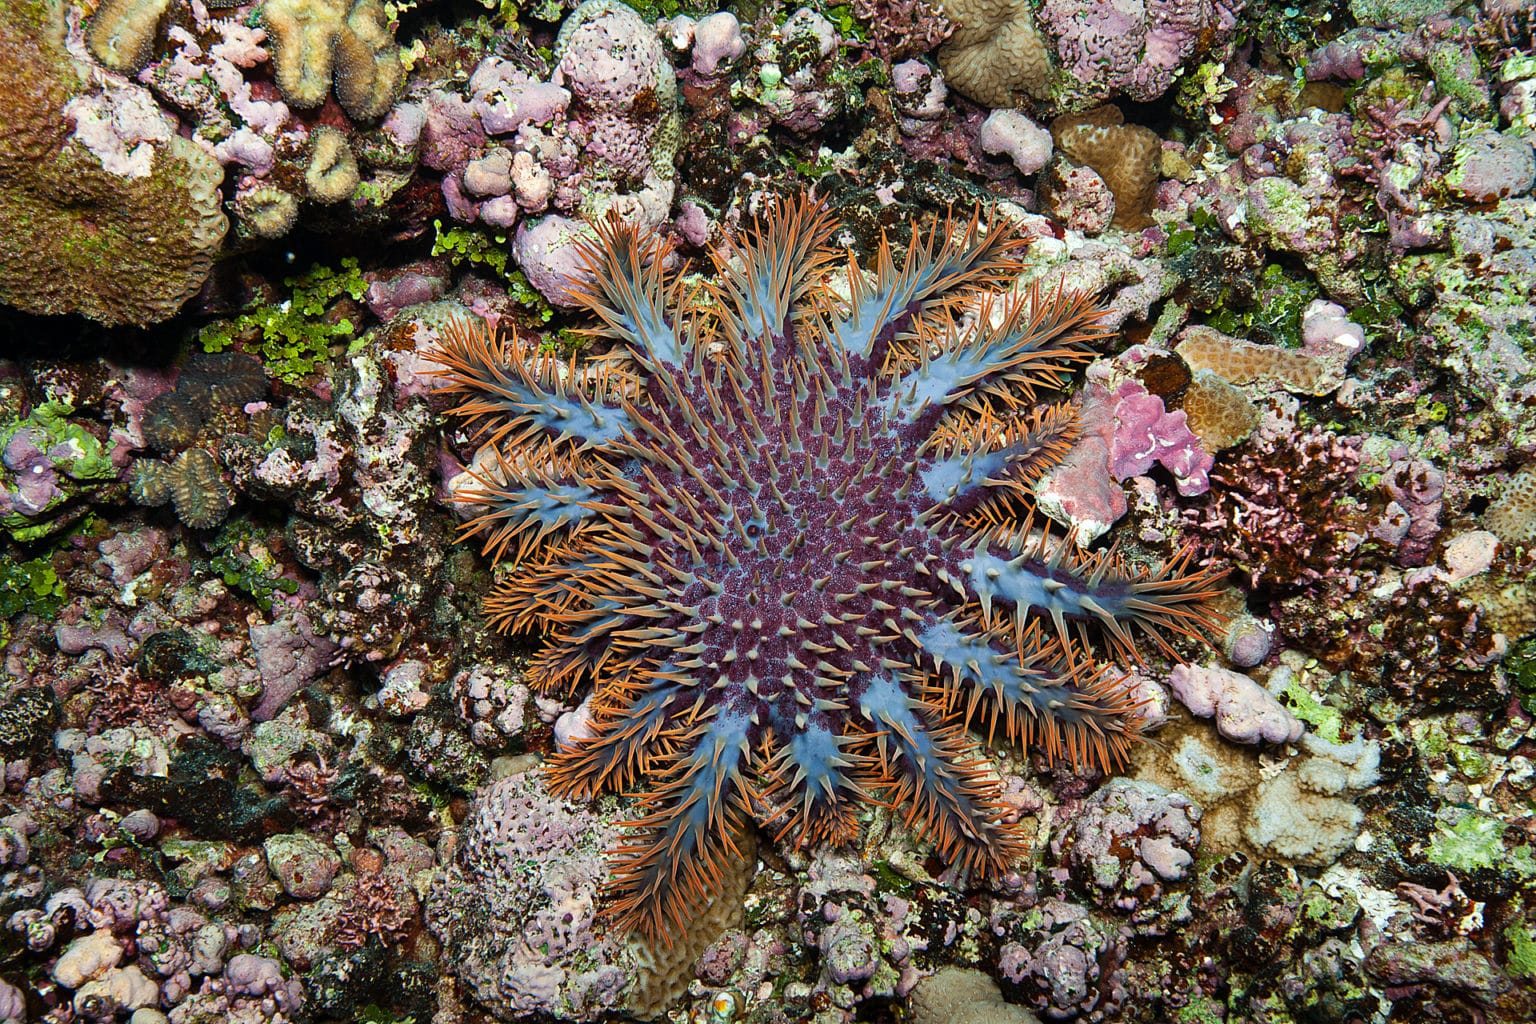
[0,1,1534,1022]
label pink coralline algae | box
[799,852,923,1001]
[1168,662,1304,744]
[1188,426,1370,595]
[1106,383,1212,497]
[892,60,952,159]
[249,609,339,722]
[425,771,638,1021]
[553,0,678,185]
[1445,129,1536,204]
[9,876,302,1021]
[1051,778,1201,931]
[1041,160,1118,236]
[666,11,747,78]
[997,899,1128,1022]
[1,429,65,518]
[1038,378,1212,540]
[1038,0,1247,105]
[979,109,1054,176]
[513,214,599,307]
[1377,458,1446,568]
[758,9,846,137]
[415,0,677,254]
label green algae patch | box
[1428,813,1505,872]
[1282,680,1344,744]
[1506,922,1536,979]
[0,556,65,621]
[199,259,370,384]
[1,402,119,541]
[431,220,554,322]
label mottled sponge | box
[938,0,1055,107]
[1050,106,1160,231]
[0,1,227,326]
[1484,466,1536,548]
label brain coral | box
[1051,105,1162,230]
[261,0,403,121]
[0,0,227,326]
[938,0,1056,107]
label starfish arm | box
[885,285,1108,425]
[857,674,1026,877]
[953,533,1228,663]
[545,679,688,799]
[748,725,869,848]
[915,616,1142,774]
[916,404,1078,524]
[708,195,840,354]
[603,709,754,942]
[567,213,688,369]
[451,448,611,564]
[835,212,1027,368]
[431,316,633,449]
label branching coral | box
[1187,426,1369,594]
[433,196,1224,941]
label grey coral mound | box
[909,967,1042,1024]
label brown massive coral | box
[0,0,227,326]
[937,0,1055,106]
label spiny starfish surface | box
[433,197,1224,940]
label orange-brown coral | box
[1176,325,1345,397]
[937,0,1054,106]
[1181,370,1259,453]
[262,0,402,121]
[1051,106,1161,230]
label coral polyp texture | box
[433,198,1225,940]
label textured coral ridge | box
[434,197,1225,940]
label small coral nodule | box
[434,196,1224,941]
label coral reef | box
[2,0,1536,1021]
[1052,106,1163,230]
[434,198,1223,939]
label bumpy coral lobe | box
[434,198,1224,940]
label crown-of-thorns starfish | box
[433,195,1225,941]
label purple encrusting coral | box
[434,197,1225,940]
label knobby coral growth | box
[433,197,1224,941]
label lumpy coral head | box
[433,197,1224,941]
